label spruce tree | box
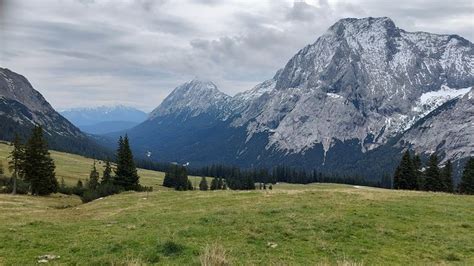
[114,135,140,190]
[199,176,209,191]
[393,151,416,190]
[210,177,218,190]
[23,126,58,195]
[217,178,223,189]
[412,154,423,190]
[459,158,474,194]
[187,179,194,190]
[174,166,189,191]
[441,160,453,193]
[8,134,25,195]
[88,161,100,190]
[424,154,442,191]
[101,160,113,184]
[163,171,175,188]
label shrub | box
[160,240,185,256]
[0,176,30,194]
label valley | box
[0,5,473,265]
[1,143,473,264]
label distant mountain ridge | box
[0,67,107,157]
[61,105,147,134]
[123,17,473,179]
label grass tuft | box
[200,244,230,266]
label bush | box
[81,189,100,203]
[0,177,30,195]
[160,240,186,256]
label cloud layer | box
[1,0,472,111]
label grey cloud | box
[0,0,472,111]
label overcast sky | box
[0,0,472,111]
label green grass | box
[0,142,473,264]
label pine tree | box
[114,135,140,190]
[163,171,175,188]
[412,154,423,190]
[217,178,223,189]
[187,179,194,190]
[199,176,209,191]
[441,160,453,192]
[101,160,113,184]
[0,161,3,176]
[210,177,218,190]
[458,158,474,194]
[424,154,443,191]
[393,151,416,190]
[23,126,58,195]
[8,134,25,195]
[88,161,100,190]
[174,166,190,191]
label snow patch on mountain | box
[406,85,472,130]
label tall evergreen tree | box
[424,154,443,191]
[458,158,474,194]
[101,160,113,184]
[175,166,190,191]
[393,151,416,190]
[0,161,4,176]
[441,160,453,192]
[88,161,100,190]
[23,126,58,195]
[199,176,209,191]
[163,171,175,188]
[210,177,218,190]
[114,135,140,190]
[8,134,25,195]
[412,154,423,190]
[162,164,191,191]
[217,178,223,189]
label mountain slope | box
[0,68,107,157]
[61,105,147,134]
[124,17,473,178]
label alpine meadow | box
[0,0,473,265]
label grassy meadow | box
[0,142,202,189]
[0,142,473,265]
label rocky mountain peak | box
[149,79,230,119]
[0,67,54,114]
[328,17,399,37]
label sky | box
[0,0,473,111]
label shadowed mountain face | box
[0,68,107,157]
[61,106,147,135]
[121,17,473,179]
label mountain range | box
[0,68,106,157]
[120,17,473,179]
[0,17,472,181]
[61,106,147,135]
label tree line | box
[0,126,149,201]
[393,151,474,194]
[61,135,151,202]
